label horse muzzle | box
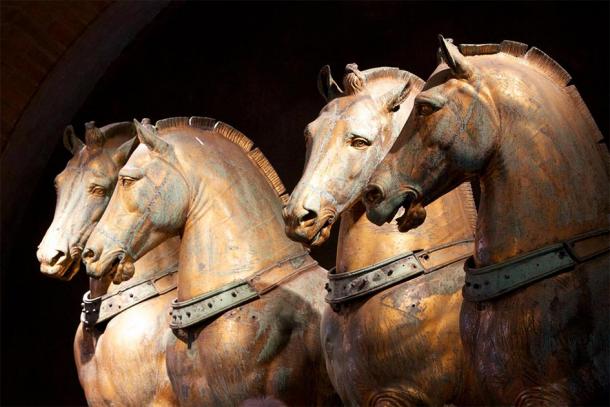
[364,184,423,231]
[83,247,135,284]
[283,206,336,247]
[36,245,81,281]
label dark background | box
[1,1,608,405]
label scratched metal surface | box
[365,38,610,404]
[37,121,180,405]
[84,118,339,406]
[284,65,483,405]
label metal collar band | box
[463,228,609,302]
[325,239,474,306]
[81,266,178,327]
[169,252,316,329]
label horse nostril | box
[364,185,385,206]
[299,209,318,224]
[82,248,95,263]
[50,250,65,266]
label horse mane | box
[362,67,424,91]
[100,121,136,141]
[154,116,289,205]
[457,40,605,150]
[457,182,477,234]
[80,121,135,149]
[342,66,424,96]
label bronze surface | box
[284,65,482,404]
[37,121,180,405]
[84,117,338,406]
[364,37,610,404]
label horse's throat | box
[100,237,180,296]
[337,188,475,274]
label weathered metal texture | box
[365,37,610,404]
[81,267,177,326]
[323,261,476,405]
[326,239,472,305]
[84,117,338,406]
[37,121,180,406]
[464,229,609,302]
[283,65,483,404]
[169,252,315,329]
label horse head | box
[364,35,500,231]
[83,120,189,283]
[37,122,137,280]
[284,64,422,246]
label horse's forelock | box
[343,63,366,95]
[84,121,106,149]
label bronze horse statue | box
[284,64,483,405]
[365,37,610,404]
[37,121,180,406]
[83,117,339,406]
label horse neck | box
[91,237,180,297]
[476,72,609,266]
[337,184,475,273]
[175,140,305,300]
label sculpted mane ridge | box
[100,122,136,141]
[153,116,287,200]
[457,182,477,234]
[457,39,605,154]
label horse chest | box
[322,264,468,405]
[166,290,323,406]
[74,294,175,406]
[460,255,609,404]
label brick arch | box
[1,1,168,248]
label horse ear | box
[133,119,171,155]
[381,78,412,113]
[317,65,344,102]
[438,34,473,78]
[63,125,84,155]
[111,136,139,167]
[84,121,105,149]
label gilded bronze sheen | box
[284,64,484,405]
[364,37,610,404]
[37,121,180,405]
[34,34,608,406]
[84,117,338,406]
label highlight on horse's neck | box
[167,128,304,300]
[474,57,609,266]
[338,184,476,273]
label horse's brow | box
[119,166,144,177]
[87,168,107,178]
[63,166,95,178]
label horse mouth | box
[286,214,336,247]
[40,255,81,281]
[87,250,135,284]
[309,216,335,247]
[394,190,427,232]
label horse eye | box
[120,176,136,188]
[89,185,106,196]
[416,102,440,116]
[350,136,371,149]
